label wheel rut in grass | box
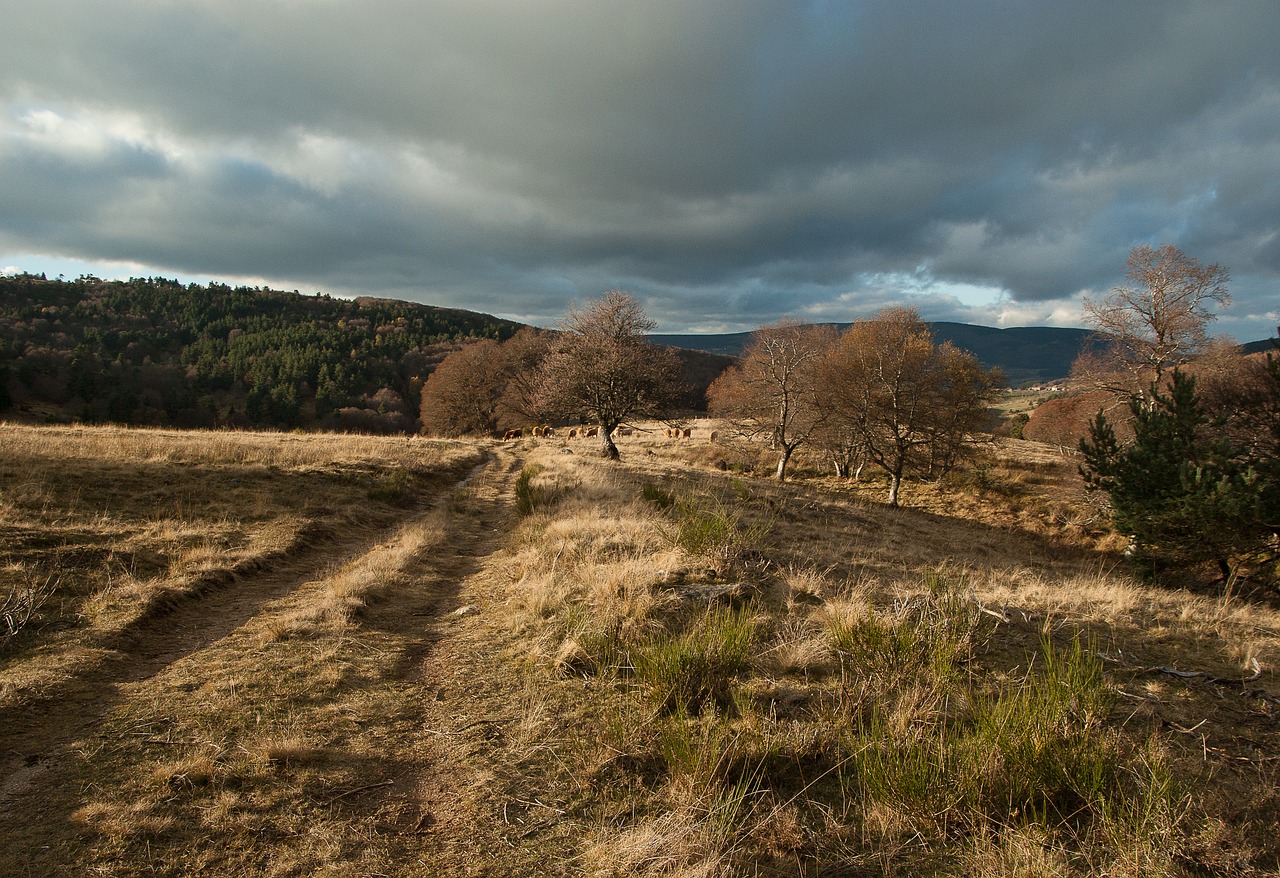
[1,445,589,876]
[349,446,590,875]
[0,456,493,809]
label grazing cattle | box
[585,427,599,438]
[614,427,633,437]
[709,431,718,443]
[681,428,691,439]
[568,428,578,439]
[502,429,522,440]
[540,424,553,437]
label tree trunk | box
[600,425,620,460]
[887,471,902,507]
[775,445,793,481]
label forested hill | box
[651,322,1095,385]
[0,274,522,432]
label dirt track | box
[0,445,586,876]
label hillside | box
[1,276,734,431]
[1,422,1276,876]
[653,322,1095,385]
[0,274,523,432]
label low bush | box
[634,605,755,714]
[515,464,558,515]
[658,491,771,577]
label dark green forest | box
[0,274,522,432]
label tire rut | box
[0,457,491,808]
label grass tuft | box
[634,605,755,714]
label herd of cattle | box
[499,425,716,441]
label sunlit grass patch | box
[634,605,756,715]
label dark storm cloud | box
[1,1,1277,337]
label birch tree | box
[707,321,836,481]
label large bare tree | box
[707,321,836,481]
[418,339,504,437]
[419,328,553,436]
[1079,244,1230,397]
[820,307,999,506]
[539,291,680,459]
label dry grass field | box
[1,421,1276,876]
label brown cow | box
[568,428,578,440]
[681,428,691,439]
[585,427,599,438]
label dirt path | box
[0,491,449,798]
[0,450,529,870]
[0,445,595,876]
[391,452,591,876]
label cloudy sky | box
[2,2,1278,338]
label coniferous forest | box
[0,274,523,432]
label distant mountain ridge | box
[651,323,1096,385]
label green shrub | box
[957,636,1116,822]
[515,464,555,515]
[635,605,755,714]
[366,468,418,506]
[829,572,985,687]
[639,481,676,510]
[660,492,771,576]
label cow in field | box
[502,429,522,440]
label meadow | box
[0,421,1276,876]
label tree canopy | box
[538,291,681,459]
[1080,369,1279,581]
[820,308,1000,506]
[0,274,521,432]
[1078,244,1230,397]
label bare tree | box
[820,307,999,506]
[492,328,555,430]
[707,321,836,481]
[1197,335,1280,461]
[1080,244,1230,396]
[539,291,680,459]
[419,339,505,437]
[419,328,553,436]
[921,345,1003,478]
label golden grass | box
[3,422,1278,876]
[0,422,483,707]
[0,430,485,876]
[500,426,1280,876]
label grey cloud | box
[2,1,1279,338]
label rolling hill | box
[652,322,1095,385]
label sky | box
[2,1,1278,340]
